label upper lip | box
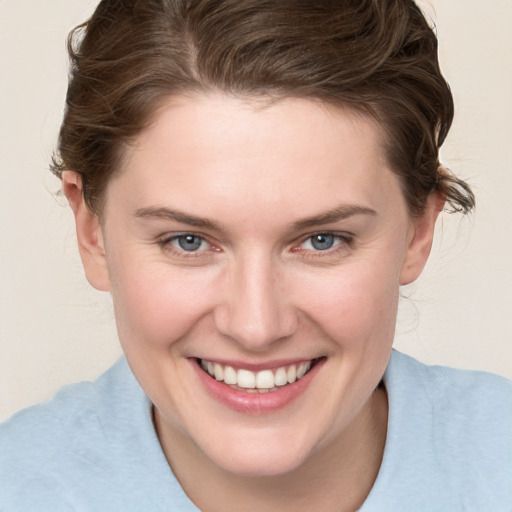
[192,356,323,372]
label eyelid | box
[158,231,205,243]
[299,230,353,244]
[156,230,354,259]
[157,231,220,255]
[291,231,355,254]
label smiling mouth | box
[196,358,322,393]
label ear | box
[400,193,445,285]
[62,171,110,292]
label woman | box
[1,1,510,510]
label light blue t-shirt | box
[1,350,511,511]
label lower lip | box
[191,358,325,415]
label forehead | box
[135,93,385,161]
[109,93,403,225]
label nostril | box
[213,303,299,350]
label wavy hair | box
[51,0,475,217]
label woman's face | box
[69,94,438,476]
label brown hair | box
[51,0,475,217]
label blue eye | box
[309,234,336,251]
[174,235,205,252]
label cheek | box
[293,260,401,347]
[108,257,215,350]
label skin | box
[64,93,442,511]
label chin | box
[215,452,309,478]
[199,429,315,478]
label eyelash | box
[157,232,218,258]
[156,232,354,259]
[293,232,354,257]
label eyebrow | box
[134,206,223,231]
[292,204,377,230]
[134,203,376,232]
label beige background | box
[1,0,511,421]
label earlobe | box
[62,171,111,292]
[399,193,445,285]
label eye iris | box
[177,235,202,251]
[311,234,335,251]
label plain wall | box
[1,0,511,421]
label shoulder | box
[0,359,127,493]
[387,349,512,425]
[388,348,511,396]
[0,358,191,510]
[0,357,134,459]
[366,350,512,511]
[386,350,512,459]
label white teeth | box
[287,365,297,384]
[274,367,288,387]
[237,369,256,389]
[297,362,311,379]
[223,366,237,385]
[213,363,224,381]
[256,370,275,389]
[200,359,315,390]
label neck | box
[154,387,388,512]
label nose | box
[214,251,299,351]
